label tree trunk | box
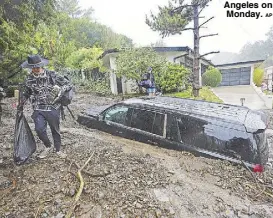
[192,4,200,97]
[136,80,143,94]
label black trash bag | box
[13,110,36,165]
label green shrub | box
[156,63,190,93]
[253,67,264,87]
[77,78,112,96]
[202,66,222,87]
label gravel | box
[0,94,272,218]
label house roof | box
[98,46,214,65]
[215,60,265,68]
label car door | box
[162,112,208,153]
[124,107,169,147]
[99,104,131,136]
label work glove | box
[61,85,70,92]
[53,85,61,96]
[58,85,71,98]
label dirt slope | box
[0,94,273,218]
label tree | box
[0,0,134,85]
[239,41,272,61]
[115,47,167,92]
[151,39,167,47]
[0,0,58,79]
[65,47,106,72]
[56,0,93,18]
[212,25,273,64]
[92,23,133,49]
[54,14,133,50]
[0,0,57,28]
[146,0,219,97]
[235,25,273,61]
[157,63,190,93]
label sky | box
[79,0,273,56]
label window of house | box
[201,64,208,75]
[185,56,193,71]
[104,105,130,125]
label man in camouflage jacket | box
[19,54,72,159]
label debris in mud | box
[0,94,273,218]
[199,160,273,203]
[0,175,12,190]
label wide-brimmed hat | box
[21,54,49,69]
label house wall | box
[175,54,210,86]
[264,66,273,91]
[109,56,118,95]
[108,55,138,95]
[157,51,187,63]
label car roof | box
[123,96,251,125]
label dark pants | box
[32,108,61,152]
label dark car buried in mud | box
[77,96,269,172]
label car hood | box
[83,104,112,117]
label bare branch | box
[173,4,195,12]
[199,16,214,28]
[199,33,218,39]
[185,16,205,19]
[199,51,220,59]
[198,1,211,15]
[198,6,206,15]
[171,1,202,14]
[182,27,195,31]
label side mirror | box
[98,115,103,121]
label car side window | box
[166,114,180,141]
[104,105,129,125]
[176,115,205,146]
[131,109,155,133]
[152,113,165,136]
[130,108,165,136]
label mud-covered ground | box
[1,93,273,218]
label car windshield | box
[104,105,129,125]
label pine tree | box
[146,0,219,97]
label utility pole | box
[171,0,220,97]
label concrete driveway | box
[211,85,267,110]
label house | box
[99,47,213,95]
[215,60,264,87]
[100,46,265,95]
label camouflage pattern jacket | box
[21,69,72,111]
